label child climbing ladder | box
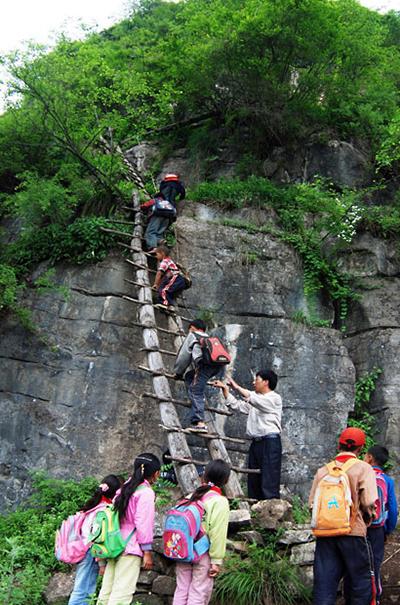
[152,245,186,313]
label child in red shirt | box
[152,245,186,312]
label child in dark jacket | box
[152,245,186,312]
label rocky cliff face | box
[0,200,399,508]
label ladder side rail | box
[168,312,246,502]
[130,192,199,494]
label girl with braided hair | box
[97,453,161,605]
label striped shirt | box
[159,257,179,277]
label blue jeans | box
[68,550,99,605]
[185,365,219,424]
[144,216,170,249]
[313,536,373,605]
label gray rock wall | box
[0,255,164,508]
[1,203,399,507]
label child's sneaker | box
[167,305,176,314]
[188,422,208,433]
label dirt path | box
[381,530,400,604]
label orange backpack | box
[311,458,359,537]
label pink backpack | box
[55,502,108,564]
[55,512,89,564]
[372,468,388,527]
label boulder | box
[134,595,165,605]
[278,525,314,545]
[226,539,248,554]
[152,575,176,596]
[297,565,314,589]
[290,541,316,566]
[228,509,252,530]
[138,570,158,586]
[236,530,264,545]
[251,499,293,529]
[43,571,75,605]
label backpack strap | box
[340,457,360,473]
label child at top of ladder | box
[141,173,185,253]
[152,245,186,313]
[171,459,231,605]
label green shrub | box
[214,541,311,605]
[291,496,311,524]
[9,171,78,227]
[3,217,129,277]
[348,367,383,452]
[0,473,98,605]
[196,177,361,326]
[0,264,20,311]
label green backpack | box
[88,506,135,559]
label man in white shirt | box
[212,370,282,500]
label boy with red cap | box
[309,427,378,605]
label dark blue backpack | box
[152,197,176,219]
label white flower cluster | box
[337,202,363,243]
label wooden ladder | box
[122,192,257,503]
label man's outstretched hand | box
[210,380,229,399]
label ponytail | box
[182,459,231,504]
[113,453,161,520]
[81,474,121,512]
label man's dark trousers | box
[248,434,281,499]
[367,526,385,604]
[313,536,373,605]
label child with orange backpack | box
[309,427,378,605]
[165,459,231,605]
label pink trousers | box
[172,553,214,605]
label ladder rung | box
[142,392,233,417]
[129,320,184,335]
[122,295,191,322]
[125,258,157,274]
[140,347,176,357]
[108,219,135,226]
[100,226,132,238]
[159,424,249,445]
[137,365,177,379]
[117,241,154,257]
[165,455,260,475]
[124,278,149,288]
[123,295,153,306]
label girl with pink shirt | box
[172,459,231,605]
[97,453,161,605]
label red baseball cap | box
[338,427,366,447]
